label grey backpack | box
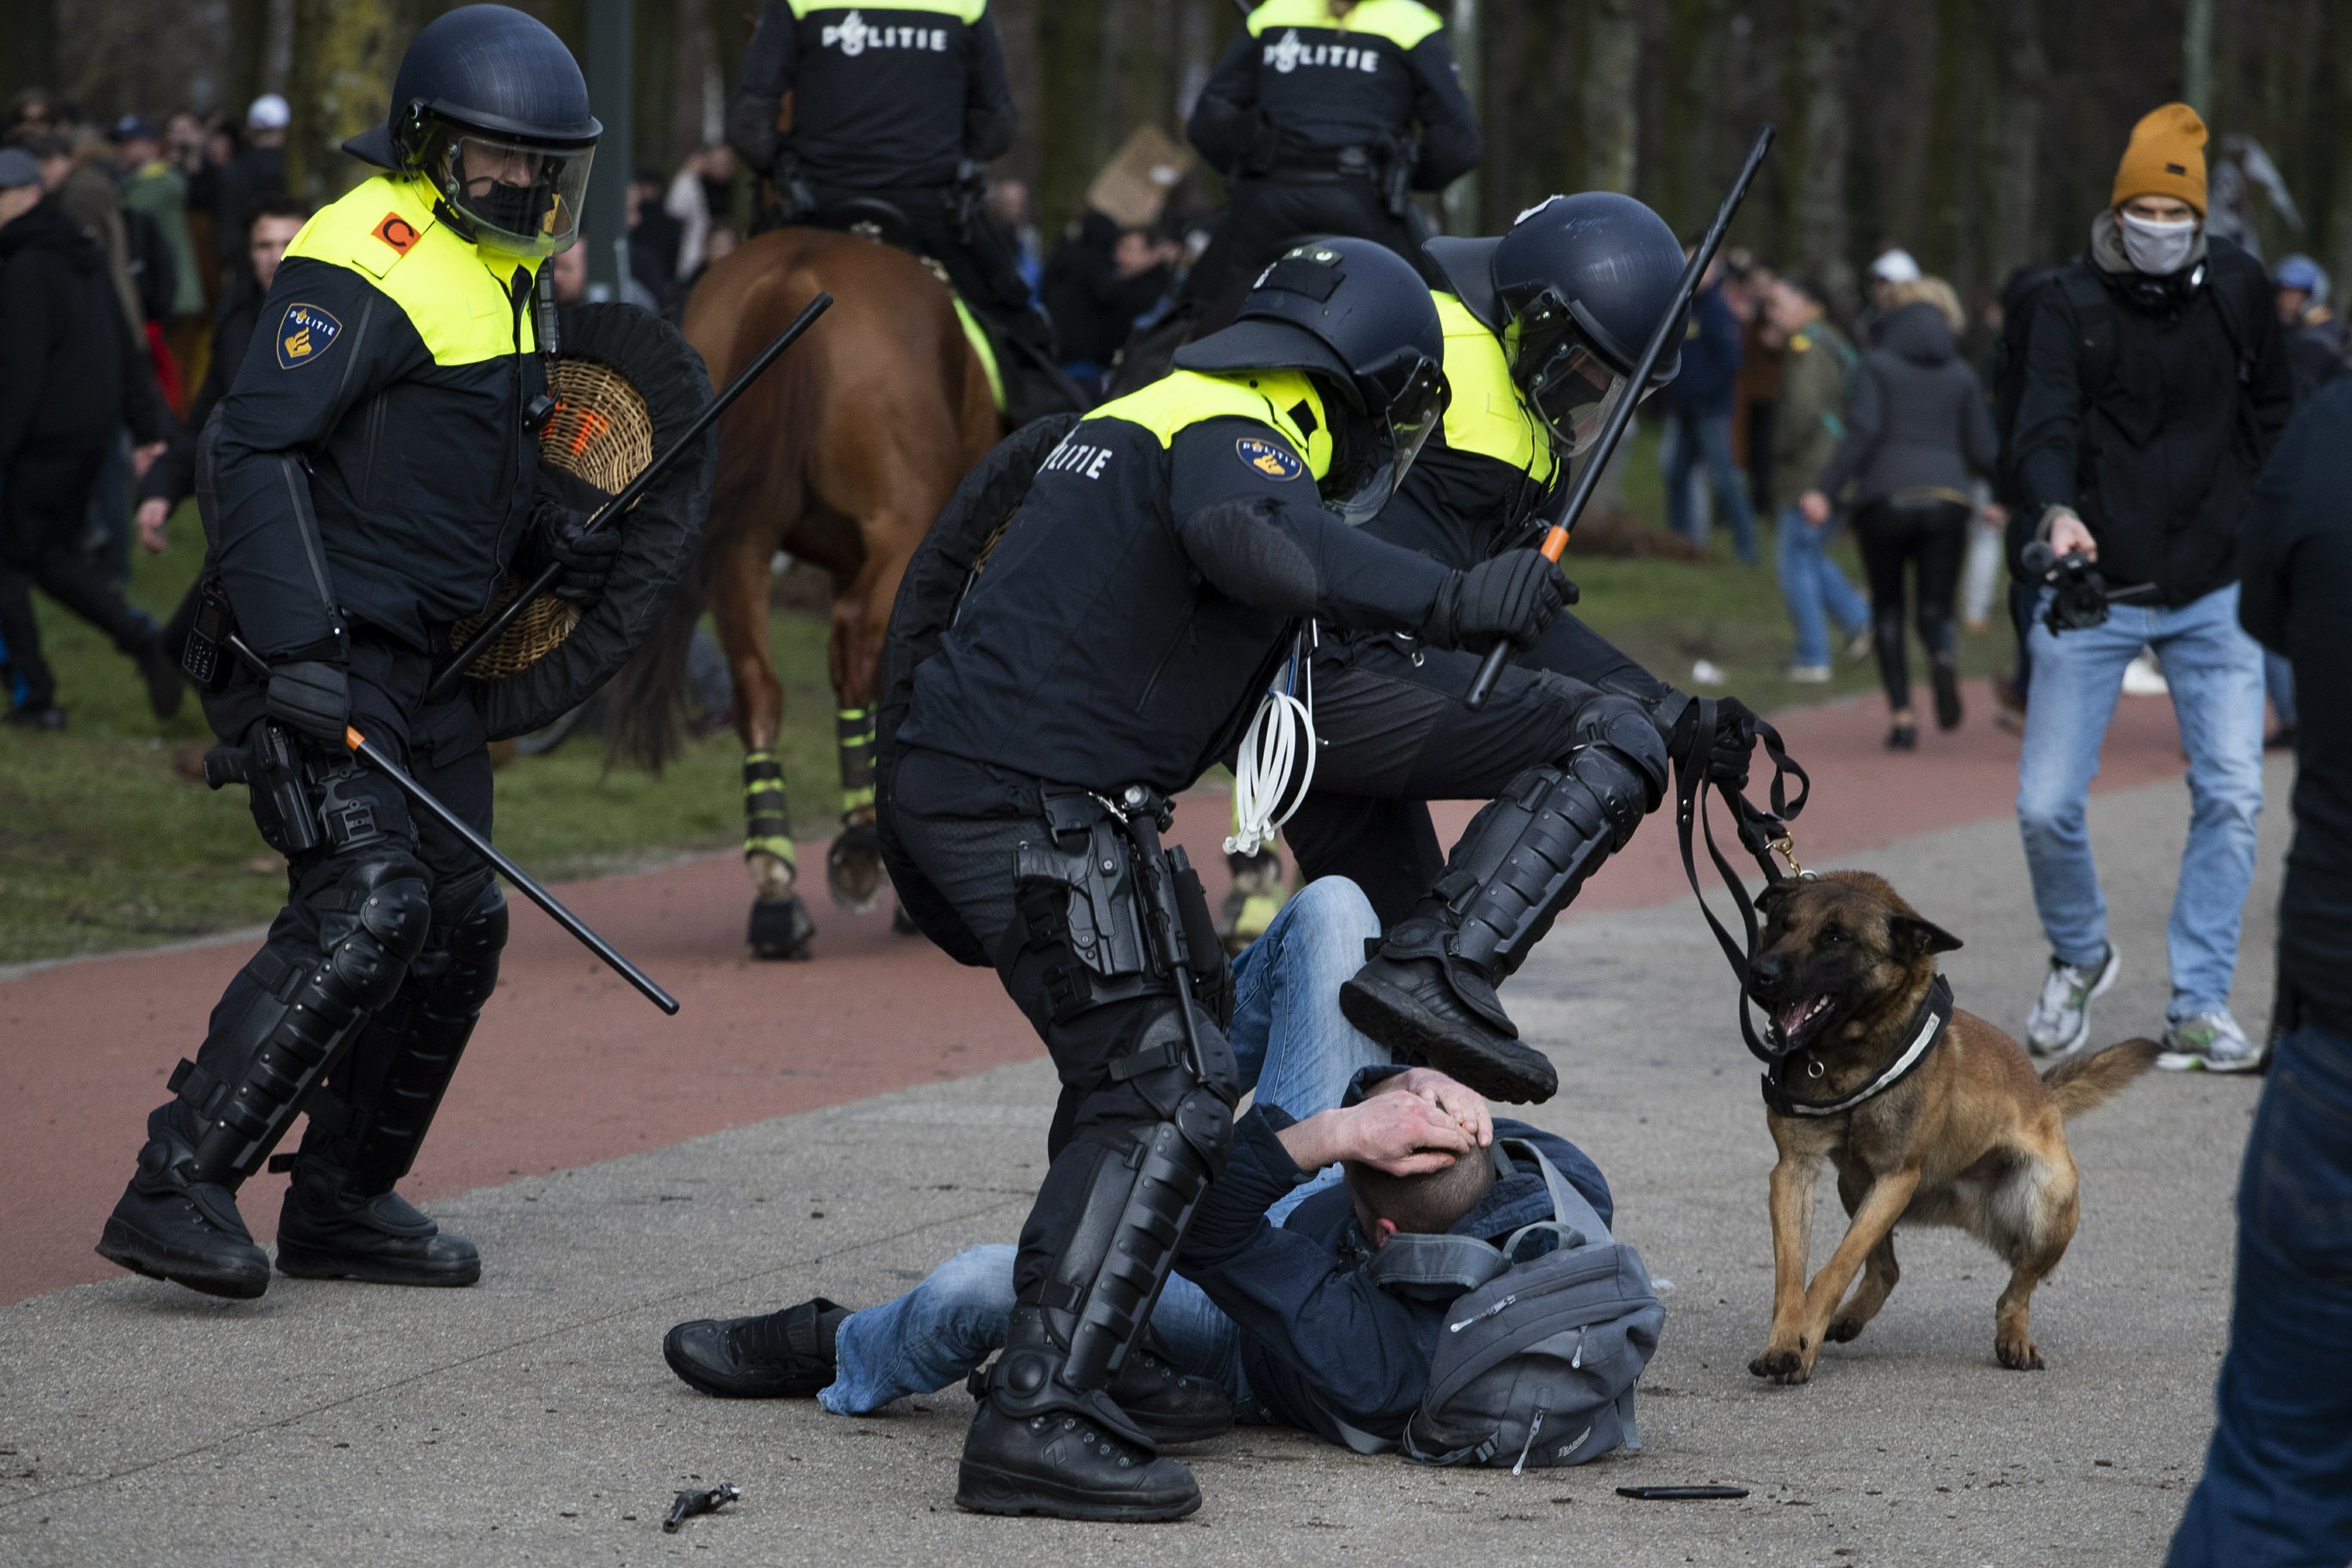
[1329,1138,1665,1471]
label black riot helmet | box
[345,4,601,256]
[1175,238,1450,524]
[1425,191,1686,460]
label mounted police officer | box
[96,5,620,1299]
[1182,0,1480,315]
[878,238,1569,1519]
[724,0,1044,354]
[1276,194,1770,1102]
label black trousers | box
[1183,176,1434,328]
[0,442,155,710]
[1284,617,1631,929]
[805,180,1041,336]
[161,636,499,1158]
[1854,497,1969,713]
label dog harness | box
[1760,975,1955,1119]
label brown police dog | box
[1740,871,2158,1385]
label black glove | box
[1708,696,1760,793]
[1420,549,1567,652]
[536,501,622,606]
[264,659,350,750]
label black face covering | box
[418,124,594,256]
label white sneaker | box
[2122,649,2169,697]
[2024,946,2120,1057]
[1842,628,1875,664]
[1784,662,1832,684]
[2156,1011,2263,1073]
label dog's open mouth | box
[1771,994,1838,1047]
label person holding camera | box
[2009,104,2292,1069]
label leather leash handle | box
[1465,125,1776,713]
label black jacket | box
[897,368,1451,799]
[1188,0,1479,190]
[2013,224,2293,605]
[1040,211,1168,368]
[0,198,167,473]
[1814,300,1998,509]
[2240,375,2352,1036]
[726,0,1014,188]
[140,269,266,510]
[1174,1067,1611,1444]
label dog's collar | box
[1762,975,1954,1119]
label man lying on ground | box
[661,875,1610,1456]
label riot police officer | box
[96,5,618,1298]
[1182,0,1481,314]
[877,239,1564,1518]
[1282,194,1769,1102]
[724,0,1039,347]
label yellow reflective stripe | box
[745,837,800,862]
[840,786,877,811]
[785,0,986,21]
[1247,0,1442,49]
[952,296,1005,416]
[1432,291,1554,483]
[283,175,538,367]
[1086,368,1333,479]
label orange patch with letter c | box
[372,212,420,255]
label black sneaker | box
[1341,956,1557,1104]
[664,1298,848,1398]
[2,703,67,731]
[955,1400,1201,1522]
[1931,662,1963,731]
[1112,1341,1233,1446]
[96,1142,270,1299]
[274,1188,481,1287]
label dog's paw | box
[1824,1314,1867,1344]
[1747,1345,1811,1384]
[1995,1334,2045,1371]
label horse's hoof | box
[826,820,887,915]
[748,895,816,961]
[891,905,920,937]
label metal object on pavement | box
[1465,125,1777,711]
[1616,1485,1751,1501]
[663,1482,741,1532]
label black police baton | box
[223,632,682,1015]
[425,291,834,703]
[1464,127,1776,711]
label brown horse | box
[610,227,999,957]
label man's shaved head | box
[1347,1149,1497,1238]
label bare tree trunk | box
[2326,5,2352,292]
[1985,0,2044,289]
[285,0,397,201]
[1582,0,1639,194]
[1788,0,1854,306]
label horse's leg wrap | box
[836,706,875,822]
[742,750,796,869]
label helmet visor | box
[1525,338,1629,459]
[1323,357,1448,526]
[424,125,593,256]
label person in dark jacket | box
[2269,252,2347,404]
[2165,371,2352,1568]
[0,147,177,729]
[2008,103,2292,1070]
[1181,0,1479,315]
[1040,209,1178,393]
[1806,281,2000,747]
[209,95,286,267]
[659,876,1612,1458]
[1661,255,1756,562]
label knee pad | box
[409,877,507,1014]
[320,858,434,1015]
[1569,695,1671,814]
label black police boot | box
[274,1158,480,1287]
[1341,938,1559,1105]
[955,1307,1200,1522]
[1111,1335,1234,1446]
[664,1298,849,1399]
[96,1127,270,1299]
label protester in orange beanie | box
[2112,102,2208,215]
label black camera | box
[2019,539,2156,634]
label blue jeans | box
[819,877,1388,1416]
[1775,505,1869,668]
[1664,411,1759,563]
[2168,1020,2352,1567]
[2016,583,2264,1020]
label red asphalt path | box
[1,691,2190,1304]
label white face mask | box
[2118,212,2199,276]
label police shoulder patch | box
[1236,435,1305,482]
[371,212,421,256]
[276,303,343,370]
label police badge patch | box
[276,303,343,369]
[1236,436,1304,481]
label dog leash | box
[1672,697,1810,1065]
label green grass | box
[1,433,2014,966]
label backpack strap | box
[1496,1138,1612,1247]
[1365,1233,1509,1299]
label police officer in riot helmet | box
[1286,193,1770,1102]
[724,1,1047,355]
[1181,0,1481,318]
[669,238,1570,1519]
[96,5,621,1298]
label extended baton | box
[226,633,681,1015]
[426,291,835,702]
[1464,127,1776,711]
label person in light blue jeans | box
[1776,503,1871,676]
[1664,411,1759,564]
[2015,583,2264,1063]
